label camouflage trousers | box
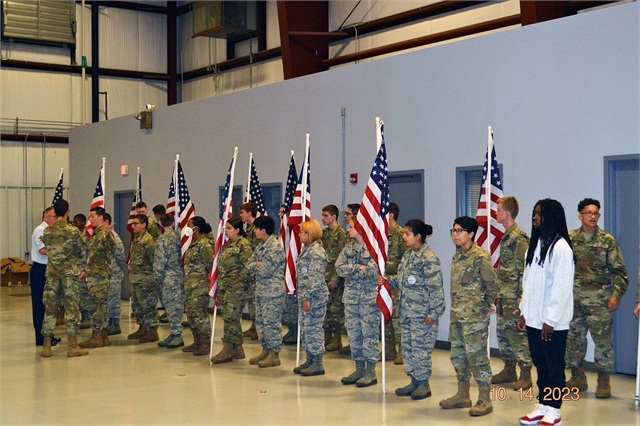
[79,278,90,313]
[344,302,380,362]
[384,288,401,344]
[282,294,298,328]
[565,305,614,373]
[244,279,256,319]
[130,279,160,329]
[219,284,245,346]
[42,276,81,338]
[449,319,492,388]
[402,316,439,381]
[299,294,328,356]
[185,281,211,340]
[163,277,184,336]
[323,284,345,335]
[255,293,285,352]
[108,272,123,320]
[496,298,532,367]
[87,276,110,330]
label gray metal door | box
[605,155,639,375]
[389,170,424,225]
[114,191,134,300]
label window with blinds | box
[456,165,503,218]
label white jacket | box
[520,237,574,331]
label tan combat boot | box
[242,321,258,339]
[250,347,270,365]
[326,334,342,352]
[513,365,533,390]
[258,350,281,368]
[127,326,147,340]
[595,372,611,398]
[79,330,104,348]
[211,342,234,364]
[439,382,472,409]
[182,335,199,353]
[566,366,588,391]
[394,347,403,365]
[67,337,89,357]
[41,337,53,358]
[491,361,517,384]
[324,329,332,347]
[101,329,110,347]
[139,328,159,343]
[469,387,493,416]
[193,338,210,356]
[233,343,245,359]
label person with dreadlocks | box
[517,199,575,426]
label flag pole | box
[174,156,179,230]
[245,152,253,203]
[129,166,140,318]
[636,317,640,406]
[376,116,387,395]
[209,305,217,361]
[486,127,492,358]
[296,135,310,368]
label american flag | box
[244,155,267,217]
[85,158,105,239]
[176,159,196,262]
[279,153,298,250]
[166,164,176,219]
[126,169,142,235]
[284,139,310,295]
[209,148,238,305]
[51,169,64,205]
[354,119,392,322]
[475,127,505,268]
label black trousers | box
[526,326,568,409]
[30,262,47,345]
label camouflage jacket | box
[389,243,445,321]
[336,240,378,305]
[245,223,259,249]
[245,235,285,297]
[154,229,184,284]
[296,240,329,301]
[147,217,161,240]
[85,225,116,278]
[111,230,126,280]
[496,224,529,299]
[184,234,213,287]
[129,231,156,282]
[81,233,90,269]
[42,219,86,279]
[387,223,408,276]
[218,236,253,291]
[570,227,628,306]
[450,242,497,322]
[321,224,347,285]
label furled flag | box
[126,168,142,235]
[175,157,196,262]
[51,169,64,205]
[284,136,311,295]
[354,119,392,322]
[209,148,238,306]
[244,154,267,217]
[85,158,105,239]
[475,127,505,268]
[279,153,297,250]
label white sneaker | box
[539,407,562,426]
[519,404,548,425]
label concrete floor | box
[2,285,640,425]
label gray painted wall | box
[70,3,639,346]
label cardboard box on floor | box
[1,258,30,287]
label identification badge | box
[407,275,416,285]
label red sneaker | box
[519,404,548,425]
[539,407,562,426]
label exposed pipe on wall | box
[91,1,99,123]
[81,0,86,125]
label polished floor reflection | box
[2,285,639,425]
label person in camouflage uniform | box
[294,220,329,376]
[136,201,161,240]
[491,197,533,390]
[181,216,213,356]
[154,214,185,349]
[79,207,115,349]
[104,213,125,336]
[336,218,380,388]
[337,203,361,356]
[245,216,286,368]
[279,204,298,345]
[211,217,254,364]
[566,198,628,398]
[440,216,497,417]
[384,219,445,400]
[40,199,88,358]
[72,213,91,329]
[127,214,159,343]
[385,202,409,363]
[321,204,347,352]
[240,202,260,340]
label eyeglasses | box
[580,211,601,218]
[450,228,468,235]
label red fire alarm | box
[349,173,358,184]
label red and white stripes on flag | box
[209,147,239,305]
[85,157,105,239]
[284,136,310,295]
[244,153,267,217]
[174,156,196,262]
[125,168,142,265]
[354,118,392,322]
[279,153,298,252]
[166,163,176,219]
[475,127,505,268]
